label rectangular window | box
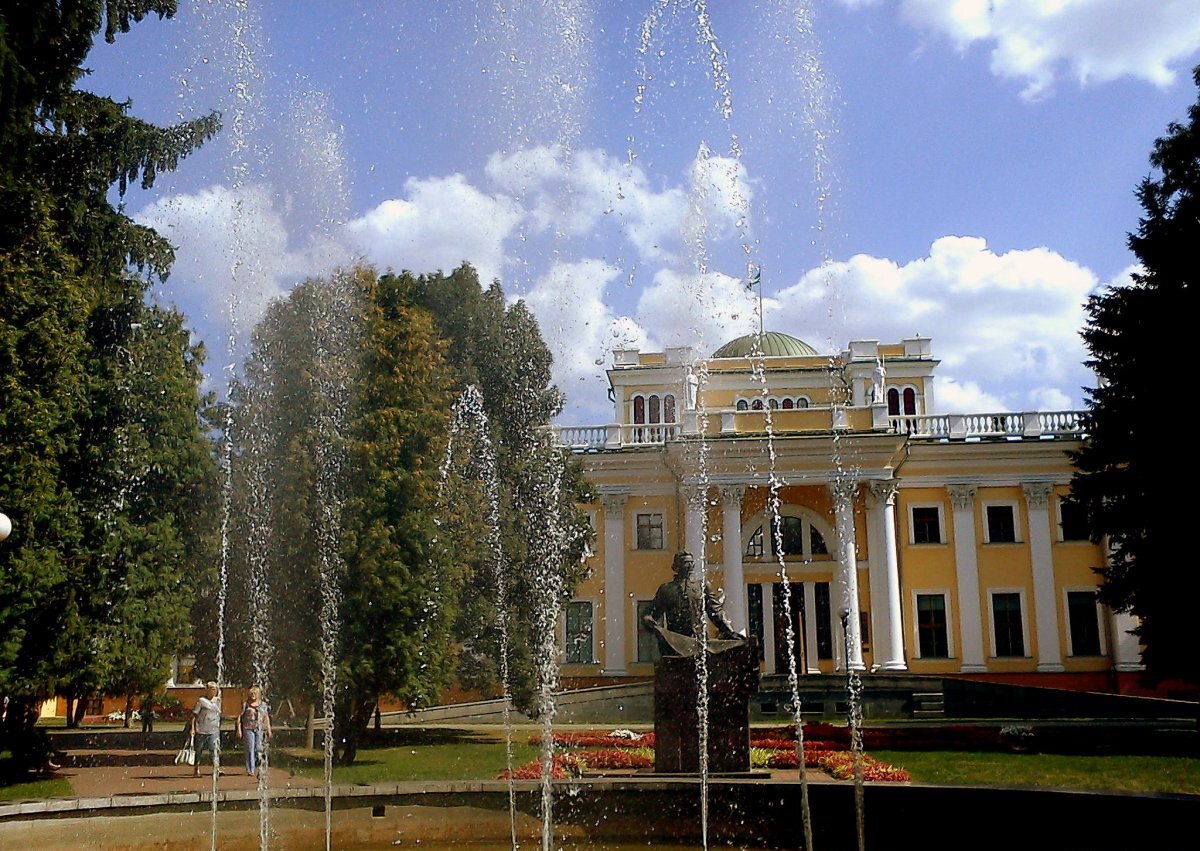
[986,504,1017,543]
[747,584,765,660]
[814,582,833,660]
[636,600,662,663]
[1067,591,1103,656]
[779,516,804,556]
[911,506,942,544]
[1059,500,1090,542]
[991,592,1025,657]
[916,594,949,658]
[636,513,664,550]
[564,601,594,664]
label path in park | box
[59,747,320,798]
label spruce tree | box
[1,3,219,768]
[1071,67,1199,688]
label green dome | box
[711,331,819,359]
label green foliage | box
[227,267,460,763]
[413,265,594,714]
[1070,66,1199,687]
[0,2,218,770]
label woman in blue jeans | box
[240,687,272,775]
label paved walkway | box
[58,747,320,799]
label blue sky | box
[83,1,1200,422]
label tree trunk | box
[305,702,316,751]
[335,698,376,766]
[71,697,87,727]
[123,694,134,728]
[0,697,53,778]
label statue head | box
[671,550,694,578]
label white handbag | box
[174,736,196,766]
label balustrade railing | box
[551,410,1086,449]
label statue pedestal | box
[652,640,759,774]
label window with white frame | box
[636,512,665,550]
[1057,498,1090,542]
[984,502,1020,544]
[908,503,944,545]
[914,592,950,658]
[1065,589,1103,656]
[564,601,595,663]
[989,590,1027,657]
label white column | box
[682,485,706,565]
[803,581,820,673]
[720,486,747,633]
[762,583,777,675]
[948,485,987,672]
[600,494,627,674]
[1024,482,1064,672]
[830,480,865,671]
[867,480,907,671]
[1111,610,1144,672]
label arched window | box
[736,399,749,411]
[796,397,810,409]
[633,395,646,424]
[663,394,676,423]
[903,387,917,415]
[752,511,832,561]
[782,398,794,410]
[768,398,780,409]
[887,387,900,416]
[751,398,764,411]
[745,525,764,558]
[648,394,661,424]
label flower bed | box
[575,748,655,770]
[514,727,910,783]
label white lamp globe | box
[0,513,10,542]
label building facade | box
[553,332,1143,692]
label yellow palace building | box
[552,332,1143,693]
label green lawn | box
[0,777,73,802]
[872,750,1200,795]
[284,728,542,784]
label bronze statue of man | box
[642,550,743,656]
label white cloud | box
[636,268,760,356]
[483,145,748,266]
[934,376,1009,413]
[137,184,298,338]
[345,174,522,286]
[520,259,650,421]
[846,0,1200,98]
[770,236,1097,410]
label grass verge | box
[284,728,542,784]
[0,777,73,802]
[872,750,1200,795]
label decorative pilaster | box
[947,484,987,672]
[600,494,627,674]
[1023,482,1064,672]
[720,486,748,633]
[681,485,706,565]
[761,582,777,675]
[867,480,907,670]
[829,479,864,671]
[803,581,820,674]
